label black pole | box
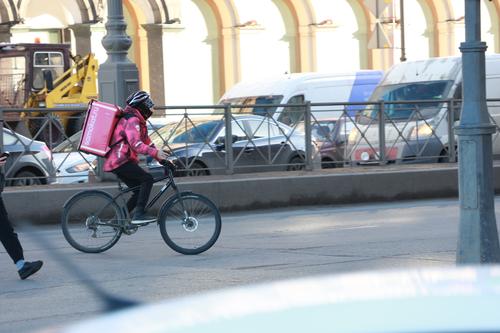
[400,0,406,62]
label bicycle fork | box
[171,183,196,231]
[171,182,189,219]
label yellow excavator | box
[0,43,98,145]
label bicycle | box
[61,161,221,255]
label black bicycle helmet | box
[126,90,154,118]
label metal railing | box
[3,98,500,185]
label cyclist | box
[104,90,168,224]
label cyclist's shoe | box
[19,260,43,280]
[131,211,157,224]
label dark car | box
[148,115,320,176]
[2,128,55,186]
[296,118,353,168]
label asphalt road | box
[2,197,495,333]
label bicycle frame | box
[62,162,222,255]
[82,164,187,229]
[111,166,185,224]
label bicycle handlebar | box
[159,159,177,175]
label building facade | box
[1,0,499,106]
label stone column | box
[297,25,316,72]
[0,25,12,43]
[141,24,165,106]
[220,26,239,94]
[69,23,92,56]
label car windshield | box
[359,80,453,123]
[150,119,222,146]
[53,131,82,153]
[222,95,283,117]
[296,121,337,141]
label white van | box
[218,70,384,126]
[347,55,500,164]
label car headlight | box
[66,161,94,173]
[409,123,434,140]
[348,127,359,143]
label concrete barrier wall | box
[3,164,496,225]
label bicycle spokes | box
[158,193,221,255]
[62,191,123,253]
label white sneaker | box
[131,212,156,224]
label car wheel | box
[322,159,337,169]
[11,170,44,186]
[186,161,210,177]
[438,147,457,163]
[287,156,305,171]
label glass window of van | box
[360,81,453,122]
[223,95,283,117]
[277,95,305,126]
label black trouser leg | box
[112,162,154,213]
[0,196,24,264]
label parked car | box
[346,54,500,164]
[1,128,55,186]
[52,130,96,184]
[148,115,320,176]
[147,117,171,134]
[295,117,354,168]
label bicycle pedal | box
[123,225,139,235]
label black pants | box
[0,195,24,264]
[112,161,154,213]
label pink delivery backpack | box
[78,100,123,157]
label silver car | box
[148,115,320,176]
[51,131,96,184]
[2,128,55,186]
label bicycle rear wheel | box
[62,190,124,253]
[158,192,221,255]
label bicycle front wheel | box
[159,192,221,255]
[62,190,124,253]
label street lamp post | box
[98,0,139,104]
[96,0,140,180]
[456,0,500,263]
[399,0,406,62]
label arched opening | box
[483,0,499,53]
[311,0,361,72]
[11,0,80,44]
[162,0,218,105]
[233,0,291,81]
[403,0,431,61]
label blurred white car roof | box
[55,265,500,333]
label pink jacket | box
[103,106,159,172]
